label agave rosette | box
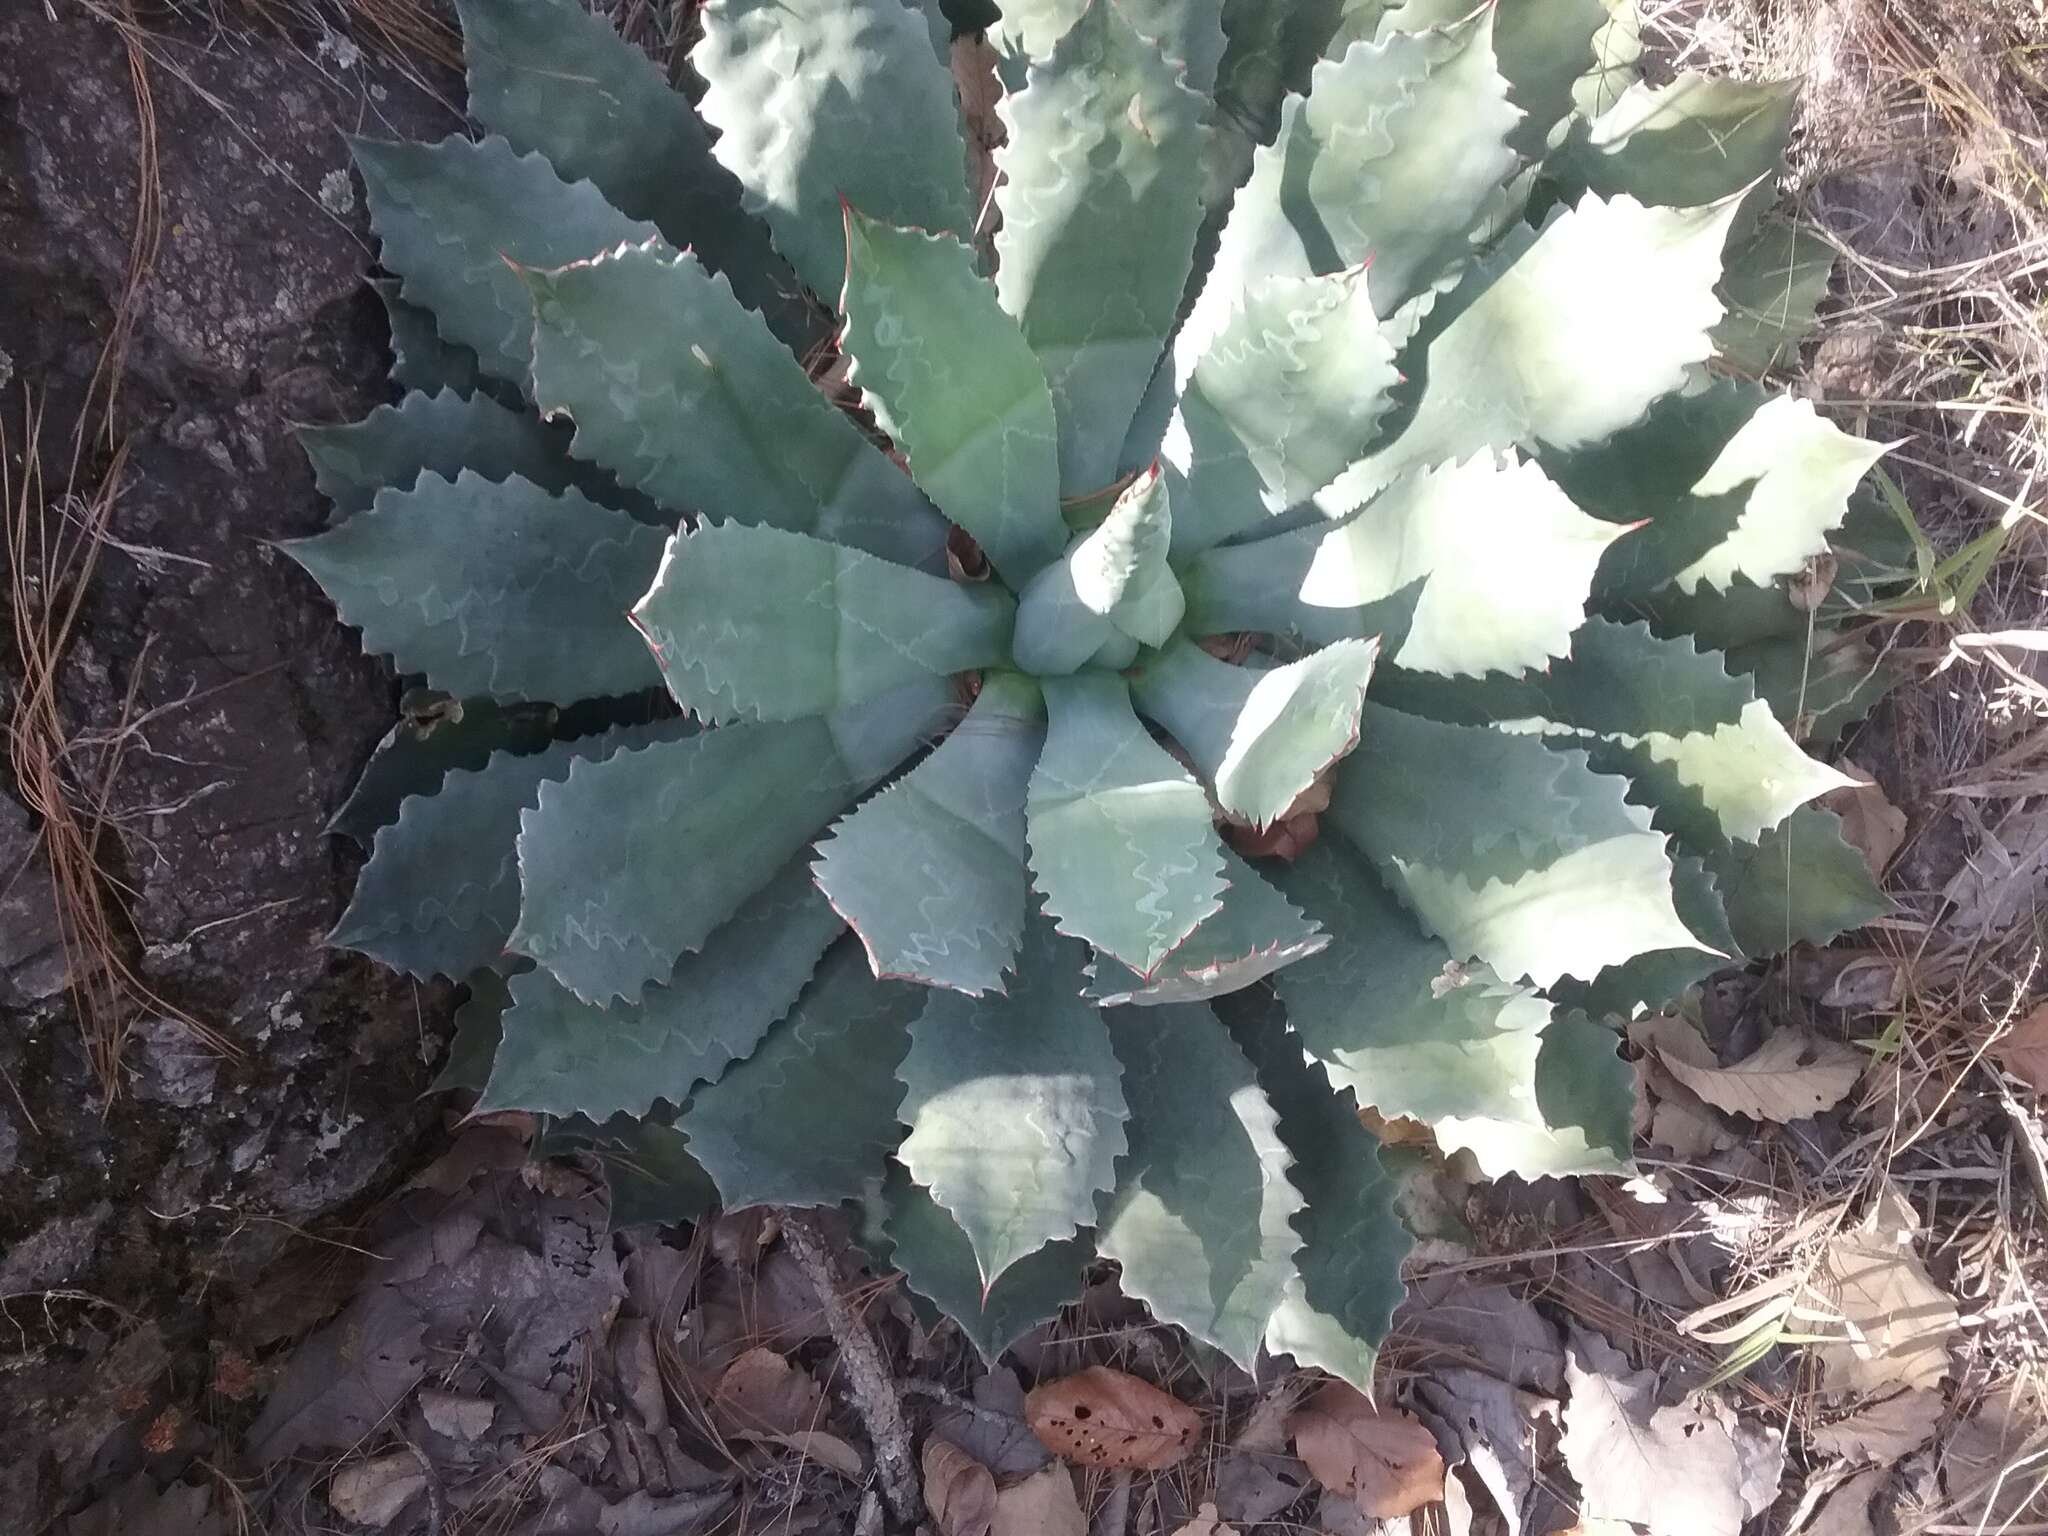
[288,0,1894,1384]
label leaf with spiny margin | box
[1729,628,1900,750]
[335,724,683,980]
[1327,708,1702,986]
[1166,269,1400,555]
[525,244,943,567]
[511,679,951,1002]
[1268,838,1553,1130]
[1011,468,1183,673]
[896,919,1128,1288]
[433,967,514,1093]
[1026,673,1226,979]
[370,279,490,401]
[1708,804,1888,957]
[1716,214,1835,376]
[990,0,1227,90]
[1193,454,1623,678]
[676,942,921,1209]
[994,0,1208,493]
[330,695,557,844]
[1131,639,1376,830]
[1221,987,1407,1391]
[1550,73,1796,207]
[631,521,1014,724]
[1549,380,1888,598]
[572,1114,720,1230]
[1549,854,1735,1018]
[1099,1004,1303,1370]
[351,134,661,386]
[284,472,667,706]
[1205,0,1348,211]
[814,673,1043,996]
[1399,618,1855,844]
[1083,845,1327,1005]
[299,389,623,524]
[839,214,1066,585]
[456,0,810,346]
[1439,1013,1635,1178]
[877,1167,1093,1363]
[1575,0,1642,117]
[480,855,843,1118]
[1186,12,1516,361]
[1325,191,1741,511]
[1336,0,1605,160]
[693,0,974,301]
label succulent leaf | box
[694,0,975,300]
[1189,11,1517,352]
[283,472,667,705]
[1098,1004,1304,1369]
[1012,467,1184,672]
[525,242,945,565]
[840,214,1068,585]
[298,388,627,524]
[334,723,685,981]
[1715,213,1834,375]
[1551,73,1796,208]
[995,0,1209,492]
[991,0,1228,90]
[351,133,662,386]
[1708,804,1889,956]
[1436,1011,1635,1177]
[455,0,808,342]
[677,942,922,1209]
[631,521,1015,723]
[878,1167,1093,1363]
[370,279,490,399]
[1082,845,1328,1006]
[814,672,1044,995]
[897,918,1129,1287]
[1166,269,1401,555]
[480,855,845,1118]
[510,679,952,1002]
[1131,637,1377,829]
[330,697,557,845]
[1026,672,1227,977]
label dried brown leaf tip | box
[1287,1380,1445,1519]
[1025,1365,1201,1471]
[923,1437,998,1536]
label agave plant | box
[289,0,1895,1385]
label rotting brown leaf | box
[1993,1000,2048,1094]
[1810,1388,1944,1463]
[1026,1365,1201,1471]
[713,1346,825,1438]
[1823,761,1908,881]
[923,1437,997,1536]
[1812,1193,1961,1396]
[1637,1013,1864,1123]
[1286,1381,1445,1519]
[991,1463,1086,1536]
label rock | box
[0,1202,111,1292]
[131,1017,217,1107]
[328,1453,427,1529]
[0,793,71,1004]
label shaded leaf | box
[632,520,1013,723]
[1026,1366,1202,1471]
[284,472,666,704]
[1552,73,1797,207]
[1709,804,1889,957]
[330,695,556,845]
[1715,214,1835,375]
[1286,1381,1444,1519]
[371,278,487,400]
[715,1347,825,1437]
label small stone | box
[419,1389,495,1441]
[133,1017,219,1107]
[0,794,71,1003]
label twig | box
[780,1212,923,1529]
[399,1437,443,1536]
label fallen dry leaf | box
[923,1437,997,1536]
[760,1429,864,1478]
[1823,763,1907,881]
[1286,1381,1445,1519]
[1808,1465,1887,1536]
[1638,1013,1863,1123]
[1939,1386,2048,1529]
[1810,1388,1944,1463]
[1942,801,2048,943]
[1169,1502,1228,1536]
[329,1453,427,1529]
[1994,1001,2048,1094]
[1812,1194,1960,1396]
[1560,1328,1776,1536]
[714,1346,825,1437]
[1026,1365,1201,1471]
[991,1463,1086,1536]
